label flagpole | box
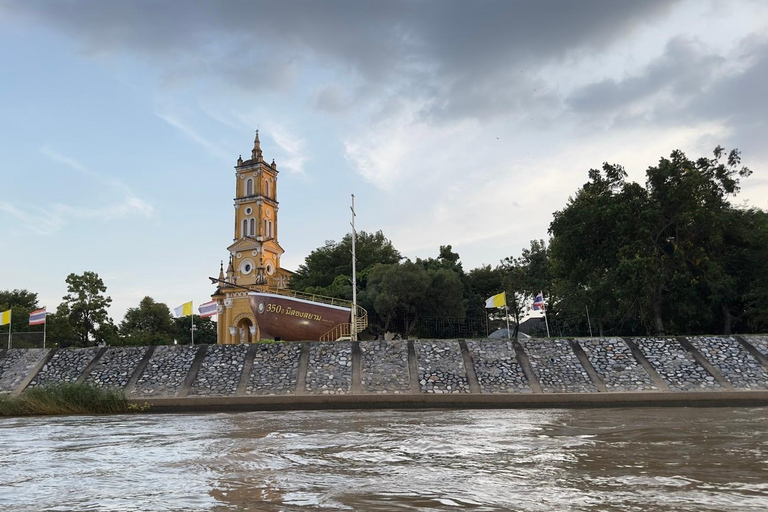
[543,297,551,338]
[43,311,47,349]
[350,194,357,342]
[585,305,593,338]
[8,309,11,349]
[191,302,195,345]
[504,304,511,340]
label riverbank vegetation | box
[2,147,766,341]
[290,147,768,338]
[0,383,131,417]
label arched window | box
[246,178,253,196]
[265,180,270,198]
[264,219,268,237]
[242,219,248,238]
[269,220,274,238]
[249,218,255,236]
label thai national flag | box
[198,300,218,318]
[532,292,545,311]
[29,308,47,325]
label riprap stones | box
[415,340,470,393]
[466,339,531,393]
[86,347,147,389]
[190,344,249,397]
[522,338,595,393]
[131,345,198,397]
[305,342,352,395]
[246,342,301,395]
[360,340,410,394]
[0,349,47,393]
[29,347,99,388]
[578,338,656,392]
[743,335,768,360]
[686,336,768,390]
[632,338,720,391]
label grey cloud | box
[311,85,352,113]
[567,37,725,114]
[686,38,768,158]
[4,0,678,121]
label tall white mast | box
[351,194,357,342]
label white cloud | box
[0,149,155,236]
[268,124,309,177]
[156,112,231,160]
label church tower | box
[212,131,293,344]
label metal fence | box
[8,332,46,349]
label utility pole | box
[350,194,357,342]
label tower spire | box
[226,255,235,284]
[251,129,263,162]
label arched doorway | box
[237,317,253,344]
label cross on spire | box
[252,129,263,161]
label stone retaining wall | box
[360,340,410,394]
[86,347,147,389]
[632,338,720,391]
[415,340,470,393]
[305,342,352,395]
[29,348,99,388]
[0,349,46,393]
[190,344,249,397]
[246,342,301,395]
[522,338,595,393]
[465,339,530,393]
[686,336,768,390]
[131,345,198,397]
[744,335,768,359]
[1,336,767,401]
[579,338,657,392]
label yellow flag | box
[0,309,10,326]
[174,301,193,317]
[485,292,506,309]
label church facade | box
[211,131,293,344]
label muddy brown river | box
[1,407,767,511]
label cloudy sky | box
[1,0,767,322]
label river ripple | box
[1,407,767,511]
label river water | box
[1,407,767,511]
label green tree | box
[423,268,466,319]
[366,261,429,337]
[465,265,503,320]
[0,289,40,334]
[47,306,79,348]
[290,230,401,296]
[119,296,176,345]
[59,271,112,346]
[549,147,755,336]
[175,315,217,345]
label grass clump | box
[0,382,135,417]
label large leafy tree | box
[366,261,429,337]
[58,271,112,346]
[174,315,217,345]
[549,147,756,336]
[120,296,177,345]
[0,289,39,334]
[290,230,401,297]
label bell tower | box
[212,130,293,344]
[227,129,285,285]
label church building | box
[211,131,293,344]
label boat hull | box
[248,292,351,341]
